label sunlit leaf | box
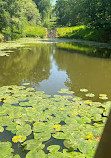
[22,83,30,86]
[13,154,21,158]
[47,145,60,152]
[0,142,13,158]
[16,124,32,137]
[0,126,4,132]
[26,150,46,158]
[22,139,45,151]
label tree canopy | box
[0,0,52,39]
[55,0,111,29]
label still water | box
[0,41,111,101]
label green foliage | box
[23,26,46,38]
[0,0,41,40]
[0,33,4,42]
[56,0,111,29]
[57,26,85,38]
[34,0,52,22]
[57,26,108,42]
[55,0,111,42]
[0,142,13,158]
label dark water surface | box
[0,41,111,101]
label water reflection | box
[57,42,111,58]
[0,42,111,101]
[0,44,52,86]
[54,46,111,100]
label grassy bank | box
[0,26,46,41]
[57,26,111,43]
[23,26,46,38]
[0,33,4,42]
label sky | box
[52,0,56,5]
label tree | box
[0,0,41,39]
[56,0,71,26]
[33,0,52,22]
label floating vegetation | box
[0,50,10,56]
[0,85,110,157]
[85,93,95,98]
[80,88,88,92]
[99,94,108,100]
[58,88,74,94]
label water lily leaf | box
[52,132,69,139]
[26,150,46,158]
[12,135,26,143]
[78,140,97,155]
[34,132,51,142]
[6,122,17,134]
[0,142,13,158]
[16,124,32,137]
[80,89,88,92]
[86,93,95,98]
[0,126,4,132]
[47,145,60,152]
[13,154,21,158]
[58,89,74,94]
[99,94,107,97]
[63,139,72,148]
[19,102,29,107]
[72,97,82,101]
[22,139,45,151]
[48,151,64,158]
[99,96,108,100]
[22,83,30,86]
[0,85,107,158]
[26,88,35,92]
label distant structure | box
[46,29,57,38]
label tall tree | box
[0,0,41,38]
[33,0,52,22]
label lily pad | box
[80,89,88,92]
[99,96,108,100]
[58,89,74,94]
[0,85,108,158]
[0,126,4,132]
[16,124,32,137]
[22,83,30,86]
[26,150,46,158]
[13,154,21,158]
[52,132,69,139]
[22,139,45,151]
[0,142,13,158]
[47,145,60,152]
[34,132,51,142]
[86,93,95,98]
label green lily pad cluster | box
[0,85,110,158]
[80,88,109,100]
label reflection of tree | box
[56,42,111,58]
[54,47,111,99]
[0,44,53,86]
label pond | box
[0,39,111,158]
[0,40,111,101]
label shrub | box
[57,26,108,42]
[23,26,46,38]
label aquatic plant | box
[0,85,110,157]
